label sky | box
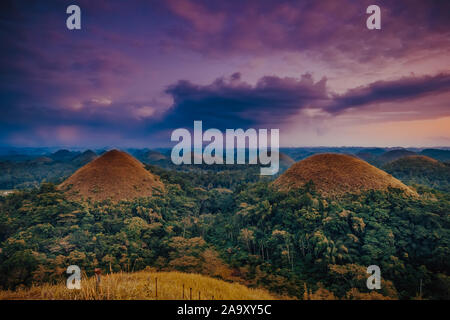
[0,0,449,148]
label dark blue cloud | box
[329,73,450,113]
[157,71,450,132]
[160,73,328,130]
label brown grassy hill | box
[59,150,164,202]
[71,150,98,166]
[135,150,168,164]
[420,148,450,162]
[250,151,295,168]
[382,155,449,192]
[379,149,417,164]
[277,152,295,169]
[145,150,167,162]
[392,155,441,165]
[273,153,417,197]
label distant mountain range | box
[1,146,449,191]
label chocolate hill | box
[134,149,168,164]
[272,151,295,169]
[246,150,295,169]
[59,150,164,202]
[144,150,167,162]
[273,153,417,197]
[383,155,449,191]
[71,150,98,166]
[379,149,417,164]
[389,155,441,166]
[420,148,450,162]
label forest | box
[0,163,448,300]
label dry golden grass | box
[274,153,417,197]
[59,150,164,203]
[0,271,276,300]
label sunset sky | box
[1,0,449,148]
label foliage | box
[0,163,449,300]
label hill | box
[49,149,81,162]
[59,149,164,202]
[0,271,276,300]
[355,152,380,166]
[28,156,53,164]
[385,155,441,166]
[0,150,100,190]
[273,153,416,197]
[144,150,167,162]
[134,149,169,165]
[378,149,417,164]
[278,152,295,169]
[251,151,295,171]
[355,148,387,166]
[420,148,450,162]
[357,148,386,156]
[383,155,450,192]
[0,159,78,189]
[71,150,98,166]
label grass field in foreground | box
[0,271,277,300]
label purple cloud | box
[160,71,450,131]
[161,72,328,129]
[0,0,449,147]
[329,73,450,113]
[164,0,450,61]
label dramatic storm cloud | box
[329,73,450,113]
[161,72,450,131]
[161,73,328,129]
